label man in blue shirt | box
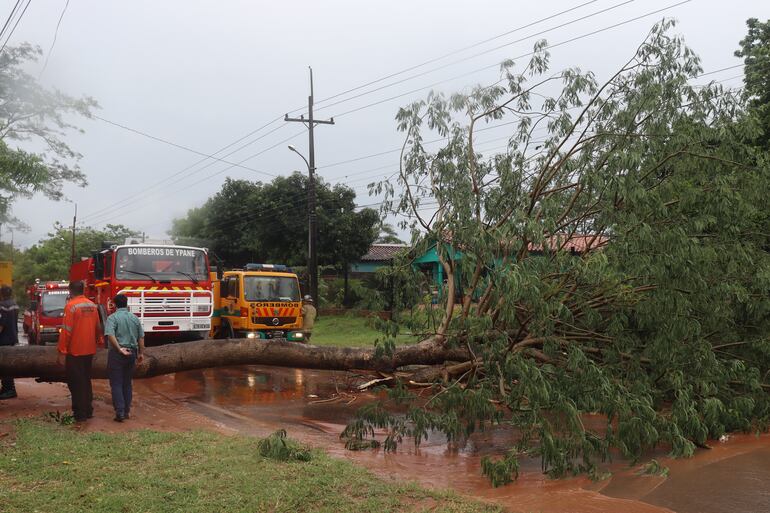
[104,294,145,422]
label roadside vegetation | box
[311,314,418,347]
[0,419,499,513]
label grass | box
[310,314,419,348]
[0,419,500,513]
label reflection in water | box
[144,366,770,513]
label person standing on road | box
[57,281,100,422]
[301,295,316,342]
[0,285,20,400]
[104,294,144,422]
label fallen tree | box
[340,20,770,486]
[0,336,469,382]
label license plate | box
[193,323,210,330]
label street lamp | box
[288,145,318,305]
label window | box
[243,276,300,302]
[114,247,209,282]
[225,276,240,298]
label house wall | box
[350,261,386,273]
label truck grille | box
[251,316,297,327]
[127,296,211,316]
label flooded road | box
[139,365,770,513]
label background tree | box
[374,222,405,244]
[736,18,770,148]
[13,223,138,305]
[344,20,770,484]
[170,173,379,282]
[0,44,97,226]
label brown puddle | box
[5,361,768,513]
[135,365,770,513]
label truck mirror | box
[29,300,38,311]
[94,252,104,280]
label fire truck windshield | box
[114,247,208,282]
[244,276,300,302]
[41,292,68,316]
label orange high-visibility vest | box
[57,295,100,356]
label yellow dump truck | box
[210,263,305,341]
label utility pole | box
[70,204,77,265]
[285,67,334,304]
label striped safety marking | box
[254,306,299,317]
[120,286,208,291]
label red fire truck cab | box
[69,242,214,340]
[26,280,70,345]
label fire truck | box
[69,241,214,340]
[211,263,305,341]
[25,280,69,345]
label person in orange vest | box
[57,280,101,422]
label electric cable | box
[0,0,23,42]
[39,0,70,77]
[0,0,32,54]
[84,1,684,222]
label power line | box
[0,0,23,42]
[331,0,691,119]
[0,0,32,54]
[90,65,741,231]
[100,69,742,234]
[85,128,305,227]
[312,0,604,108]
[92,115,279,177]
[79,115,287,222]
[39,0,70,77]
[185,72,746,233]
[87,0,691,228]
[315,0,637,114]
[81,1,675,224]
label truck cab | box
[211,264,305,341]
[27,280,69,345]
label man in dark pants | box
[104,294,144,422]
[57,281,100,422]
[0,285,19,399]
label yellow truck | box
[0,261,12,287]
[210,263,305,341]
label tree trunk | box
[343,262,350,307]
[0,337,470,381]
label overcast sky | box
[3,0,766,248]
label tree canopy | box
[343,20,770,484]
[12,224,138,305]
[170,173,380,270]
[0,44,97,226]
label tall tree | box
[0,44,97,225]
[170,173,379,274]
[736,18,770,148]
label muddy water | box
[141,366,770,513]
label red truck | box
[69,241,214,341]
[26,280,70,345]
